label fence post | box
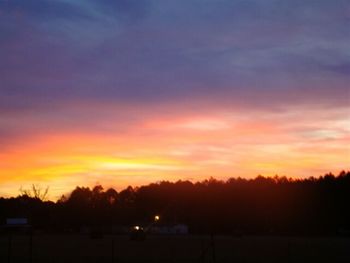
[287,239,291,263]
[111,237,115,263]
[211,234,216,263]
[8,234,12,263]
[29,230,33,263]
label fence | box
[0,234,349,263]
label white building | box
[150,224,189,235]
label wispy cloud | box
[0,0,349,198]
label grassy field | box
[0,234,349,263]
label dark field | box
[0,234,349,263]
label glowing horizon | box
[0,103,348,200]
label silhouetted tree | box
[1,171,349,235]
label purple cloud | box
[0,0,349,114]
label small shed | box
[1,218,31,234]
[6,218,29,226]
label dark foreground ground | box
[0,234,349,263]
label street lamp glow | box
[154,215,160,221]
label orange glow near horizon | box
[0,104,349,200]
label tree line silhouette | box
[1,171,349,235]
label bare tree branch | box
[19,184,50,201]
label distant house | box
[150,224,189,235]
[173,224,189,234]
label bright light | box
[134,226,140,230]
[154,215,160,221]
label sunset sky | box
[0,0,349,200]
